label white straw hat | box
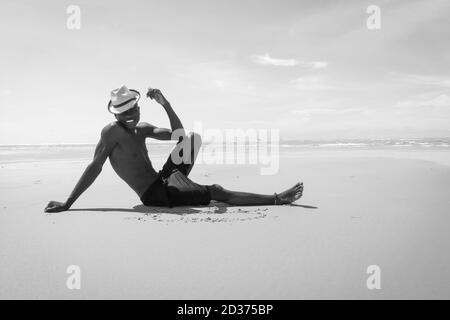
[107,85,140,114]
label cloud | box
[395,94,450,110]
[389,73,450,88]
[251,53,328,68]
[251,53,298,66]
[311,61,328,69]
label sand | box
[1,148,450,299]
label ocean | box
[1,138,450,164]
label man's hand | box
[147,88,169,107]
[45,201,70,213]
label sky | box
[0,0,449,144]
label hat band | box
[110,101,138,114]
[111,97,137,108]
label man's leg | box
[166,132,202,176]
[208,183,304,206]
[183,132,202,176]
[167,133,304,206]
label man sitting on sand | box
[45,86,303,212]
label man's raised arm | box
[147,88,186,138]
[44,126,116,213]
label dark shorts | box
[140,149,211,207]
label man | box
[44,86,303,212]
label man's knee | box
[211,184,224,191]
[209,184,229,201]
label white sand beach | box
[1,145,450,299]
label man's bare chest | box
[112,130,147,158]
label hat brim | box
[107,89,141,114]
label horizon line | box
[1,137,450,147]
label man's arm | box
[44,126,116,213]
[139,123,173,140]
[145,88,186,139]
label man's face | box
[115,105,140,129]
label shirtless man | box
[44,86,303,213]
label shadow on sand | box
[68,201,318,215]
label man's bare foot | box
[275,182,303,205]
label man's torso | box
[107,122,159,197]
